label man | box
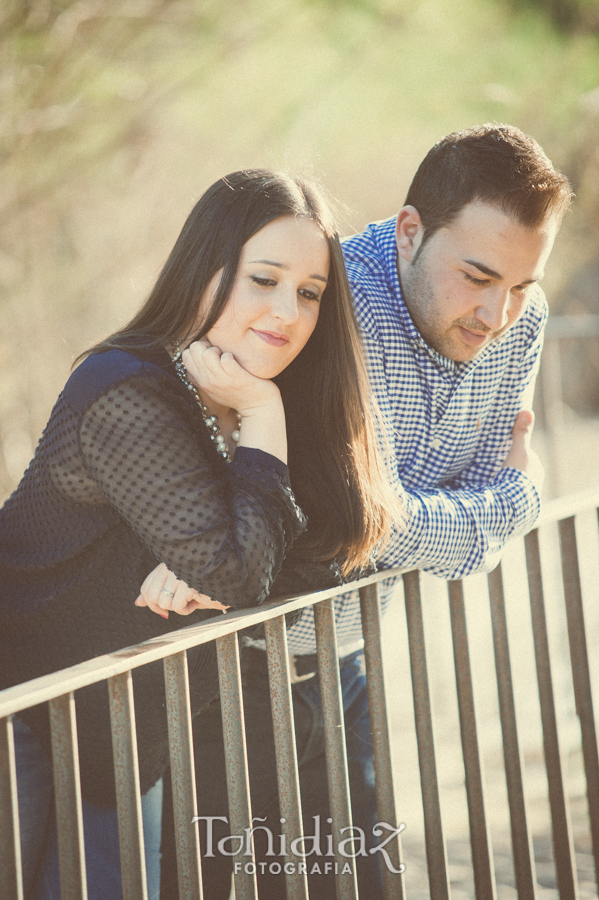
[161,125,572,899]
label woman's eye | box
[251,276,276,287]
[464,272,489,286]
[299,288,321,302]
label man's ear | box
[396,206,424,263]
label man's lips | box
[252,329,290,347]
[456,326,490,347]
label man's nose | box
[476,289,510,332]
[271,285,299,323]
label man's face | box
[396,201,559,362]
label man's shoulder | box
[342,216,401,321]
[481,287,547,375]
[342,216,397,276]
[511,286,548,345]
[527,285,549,321]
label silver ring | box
[161,588,176,596]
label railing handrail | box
[5,486,599,721]
[0,566,403,719]
[536,485,599,525]
[4,486,599,722]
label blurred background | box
[1,0,599,504]
[2,4,599,895]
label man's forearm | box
[377,467,540,579]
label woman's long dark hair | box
[82,169,405,573]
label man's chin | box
[433,337,486,364]
[454,341,488,362]
[440,326,498,362]
[422,327,491,363]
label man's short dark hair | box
[405,124,573,252]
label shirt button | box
[431,438,442,450]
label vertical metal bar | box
[163,652,203,900]
[559,515,599,888]
[539,338,564,498]
[403,570,450,900]
[359,582,406,900]
[216,633,257,900]
[49,693,87,900]
[447,580,496,900]
[108,671,148,900]
[525,529,578,899]
[263,615,309,900]
[313,598,359,900]
[487,563,537,900]
[0,716,23,900]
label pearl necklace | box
[172,341,241,462]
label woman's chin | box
[239,358,291,381]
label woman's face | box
[201,215,330,379]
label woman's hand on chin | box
[134,562,229,619]
[183,340,280,417]
[183,339,288,463]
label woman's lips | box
[252,329,290,347]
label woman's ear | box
[395,206,424,263]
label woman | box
[0,169,403,899]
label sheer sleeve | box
[77,373,307,608]
[241,547,346,639]
[270,551,344,599]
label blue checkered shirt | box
[263,216,546,654]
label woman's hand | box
[134,562,229,618]
[183,340,280,418]
[183,340,288,463]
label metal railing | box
[2,488,599,899]
[537,314,599,497]
[0,569,404,900]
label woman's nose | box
[271,285,299,323]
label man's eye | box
[464,272,489,286]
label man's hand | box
[134,562,229,619]
[502,410,544,490]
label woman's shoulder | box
[63,347,174,413]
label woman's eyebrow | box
[249,259,328,282]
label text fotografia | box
[191,815,406,875]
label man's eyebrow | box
[249,259,328,283]
[462,259,502,279]
[462,258,539,285]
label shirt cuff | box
[232,446,290,481]
[492,466,541,535]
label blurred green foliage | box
[509,0,599,35]
[0,0,598,498]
